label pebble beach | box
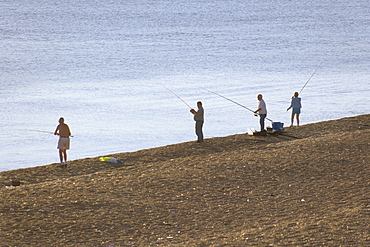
[0,114,369,246]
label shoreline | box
[1,114,369,184]
[1,114,369,246]
[1,113,367,174]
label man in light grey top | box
[190,101,204,142]
[254,94,267,131]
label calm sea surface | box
[1,0,369,171]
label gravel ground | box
[0,114,369,246]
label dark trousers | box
[195,120,204,142]
[259,114,266,131]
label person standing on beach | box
[287,92,302,127]
[254,94,267,131]
[190,101,204,142]
[54,117,71,167]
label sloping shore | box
[1,115,369,246]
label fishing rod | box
[27,129,54,134]
[27,129,74,137]
[203,88,273,122]
[161,85,192,109]
[299,61,324,94]
[204,88,255,113]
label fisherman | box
[254,94,267,132]
[287,92,302,127]
[54,117,71,167]
[190,101,204,142]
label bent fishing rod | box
[299,61,324,94]
[161,85,192,109]
[203,88,273,122]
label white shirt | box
[258,99,267,114]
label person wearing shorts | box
[54,117,71,167]
[287,92,302,127]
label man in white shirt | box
[254,94,267,131]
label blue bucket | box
[272,122,284,131]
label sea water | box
[1,0,369,171]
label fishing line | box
[15,130,53,156]
[202,87,273,122]
[299,61,324,94]
[161,85,192,109]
